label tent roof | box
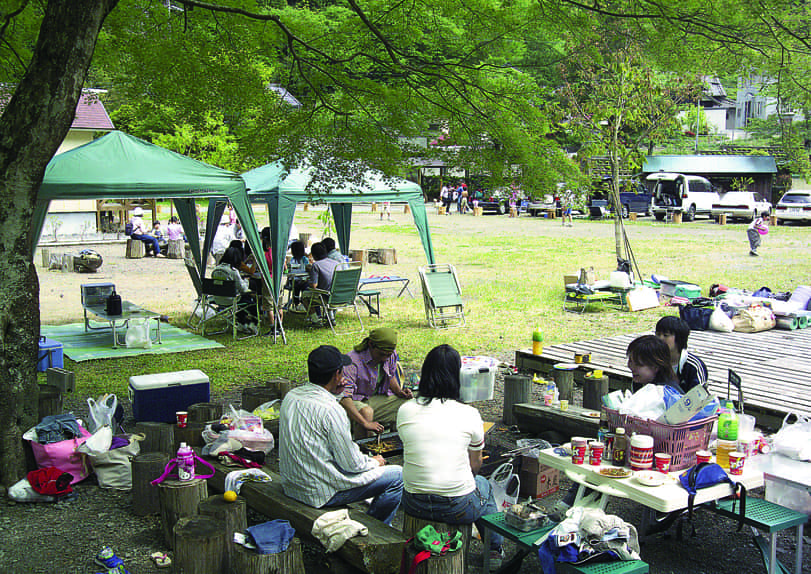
[643,155,777,175]
[242,161,422,200]
[38,130,245,200]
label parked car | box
[710,191,772,222]
[595,178,652,218]
[775,190,811,224]
[649,172,718,221]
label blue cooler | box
[38,337,64,372]
[128,369,210,423]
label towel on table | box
[311,508,369,552]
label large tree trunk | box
[0,0,118,488]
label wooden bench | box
[480,512,648,574]
[704,497,807,574]
[207,460,407,574]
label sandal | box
[150,552,172,569]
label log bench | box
[207,459,408,574]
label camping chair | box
[196,272,260,340]
[303,262,364,335]
[418,264,465,329]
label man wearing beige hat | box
[130,206,163,257]
[341,328,413,438]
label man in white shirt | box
[279,345,403,525]
[211,214,235,263]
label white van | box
[648,172,719,221]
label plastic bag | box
[772,413,811,461]
[488,462,520,512]
[125,319,152,349]
[618,384,666,421]
[709,307,734,332]
[228,428,275,454]
[82,434,143,489]
[87,394,118,433]
[8,477,57,503]
[81,425,113,456]
[192,298,216,320]
[227,404,264,433]
[253,400,281,422]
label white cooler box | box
[129,369,210,423]
[460,356,498,403]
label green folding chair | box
[418,263,466,329]
[305,263,364,335]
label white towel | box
[311,508,369,552]
[224,468,271,494]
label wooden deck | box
[516,327,811,428]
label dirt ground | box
[9,210,808,574]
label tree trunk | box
[0,0,119,488]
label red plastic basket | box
[603,408,717,471]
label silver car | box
[775,190,811,224]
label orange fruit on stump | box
[223,490,238,502]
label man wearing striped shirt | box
[655,316,709,393]
[279,345,403,525]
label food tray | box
[603,408,716,472]
[356,431,403,458]
[504,503,548,531]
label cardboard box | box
[129,369,210,422]
[518,455,560,499]
[661,384,713,424]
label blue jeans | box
[131,233,161,255]
[324,466,403,525]
[402,475,503,550]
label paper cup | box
[589,442,604,466]
[560,400,569,411]
[654,452,671,474]
[696,450,712,465]
[544,394,553,406]
[176,411,188,428]
[572,438,587,465]
[574,354,583,364]
[728,451,746,476]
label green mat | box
[41,321,224,362]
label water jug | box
[177,442,195,481]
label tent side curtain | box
[330,203,352,256]
[268,195,297,302]
[408,198,435,264]
[31,199,51,251]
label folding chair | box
[303,262,364,335]
[197,273,259,340]
[418,263,466,329]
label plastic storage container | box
[459,356,498,403]
[129,369,210,422]
[659,279,701,300]
[37,337,64,372]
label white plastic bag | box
[772,413,811,461]
[488,462,520,512]
[87,394,118,433]
[709,306,734,332]
[253,399,281,421]
[80,425,113,456]
[125,318,152,349]
[8,477,56,503]
[192,298,216,320]
[618,384,666,421]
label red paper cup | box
[176,411,188,428]
[654,452,671,474]
[589,442,604,466]
[572,438,587,465]
[728,451,746,476]
[696,450,712,465]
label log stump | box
[582,375,609,411]
[629,212,637,221]
[60,253,75,273]
[303,203,309,212]
[265,377,292,400]
[371,202,378,213]
[173,515,227,574]
[402,514,470,574]
[188,402,223,424]
[231,538,305,574]
[242,386,281,413]
[769,214,778,226]
[37,384,63,421]
[473,207,483,216]
[132,452,169,516]
[159,478,208,548]
[672,211,683,224]
[546,209,555,220]
[41,248,50,268]
[126,238,145,258]
[135,421,175,454]
[509,207,518,218]
[349,249,366,263]
[553,365,575,403]
[719,213,728,225]
[404,204,411,215]
[167,239,185,259]
[199,494,247,570]
[298,232,312,247]
[502,375,530,426]
[438,206,446,216]
[174,422,206,449]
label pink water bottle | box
[177,442,194,481]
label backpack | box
[400,525,463,574]
[125,221,134,236]
[678,462,746,536]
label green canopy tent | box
[33,131,278,331]
[241,161,435,303]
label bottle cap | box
[180,442,187,448]
[615,427,625,435]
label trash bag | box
[73,249,103,273]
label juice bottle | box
[612,427,627,467]
[532,329,544,355]
[717,401,739,441]
[177,442,195,481]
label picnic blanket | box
[41,322,223,362]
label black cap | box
[308,345,352,378]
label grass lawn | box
[42,206,811,400]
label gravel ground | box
[3,364,808,574]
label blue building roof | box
[643,155,777,174]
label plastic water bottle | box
[717,402,739,441]
[177,442,195,481]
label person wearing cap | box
[130,207,163,257]
[655,316,708,392]
[340,328,412,438]
[279,345,403,525]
